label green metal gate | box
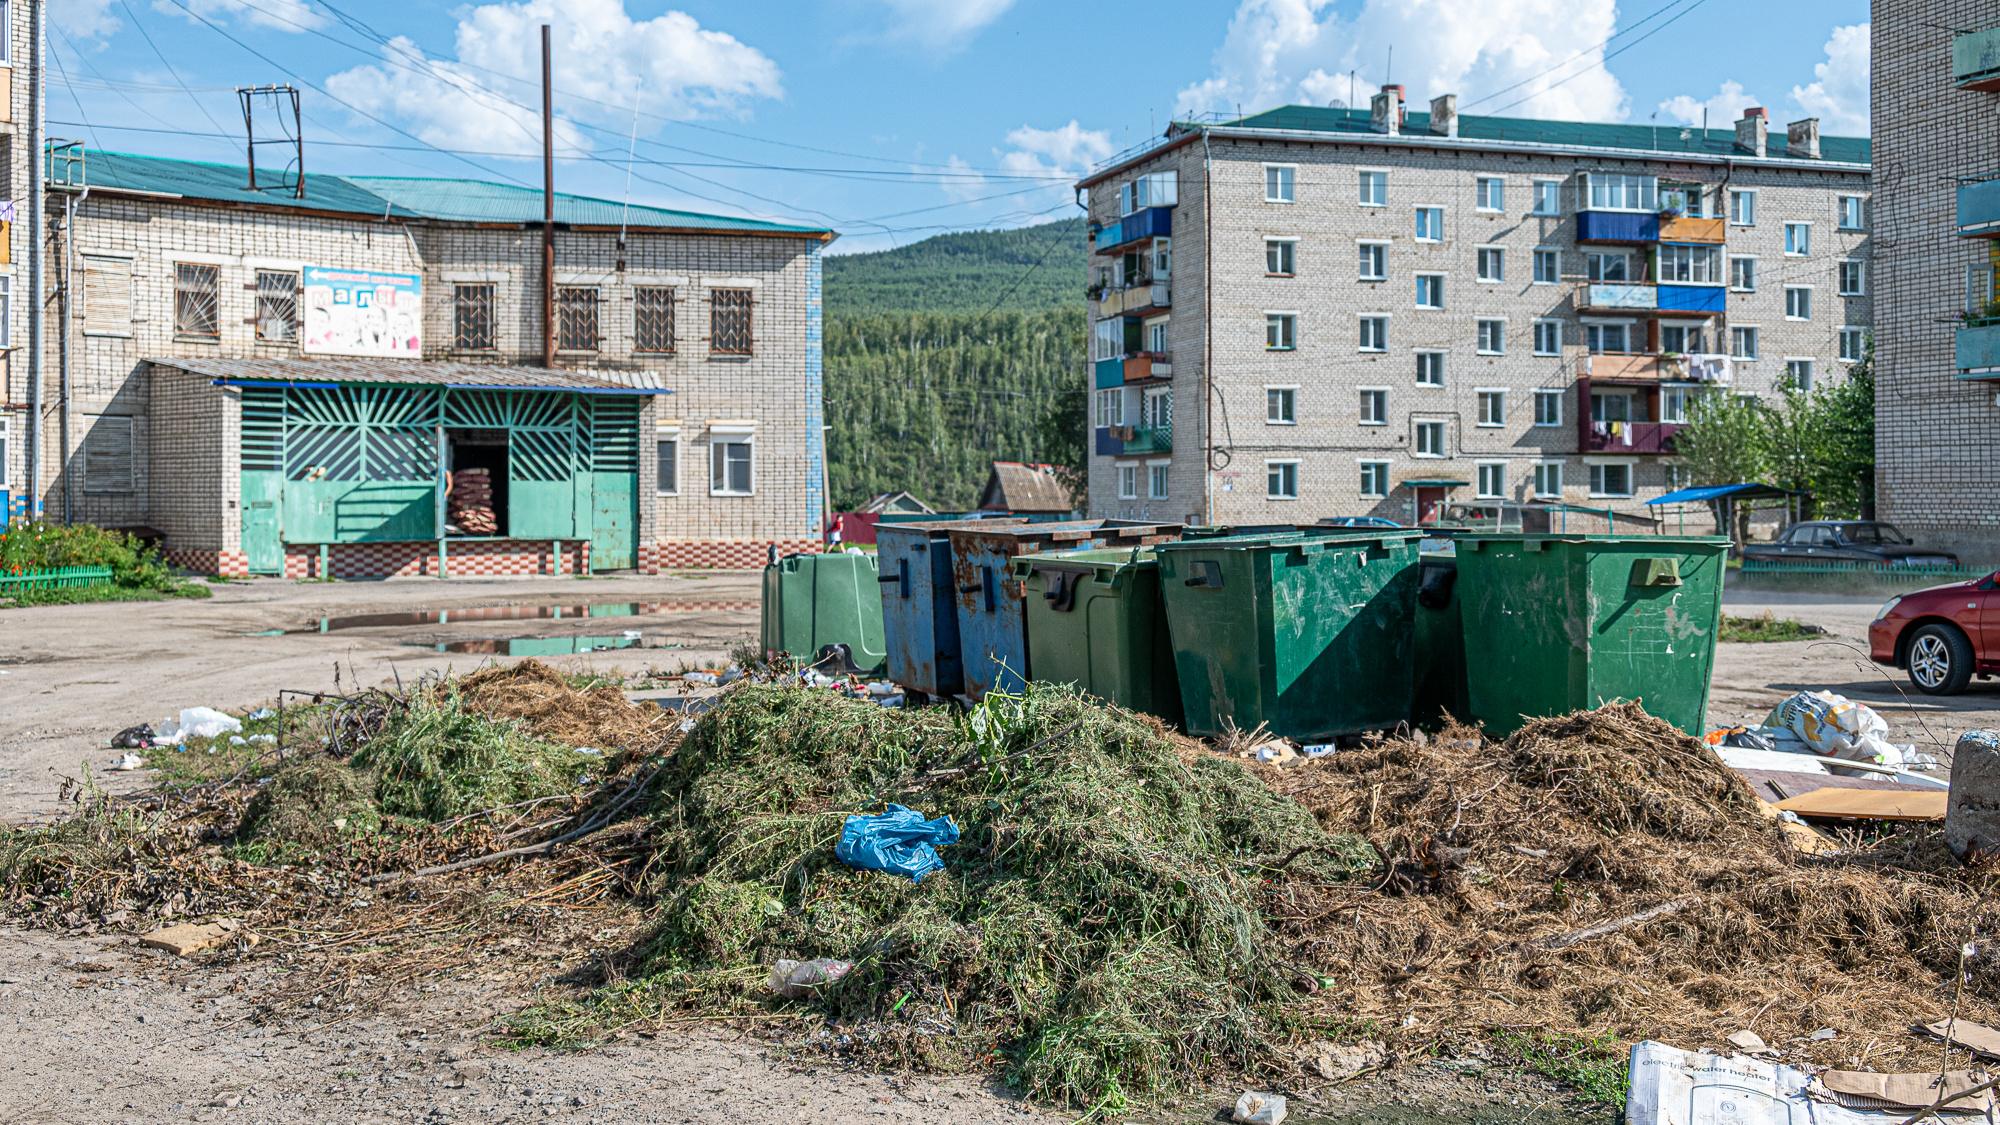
[588,397,639,569]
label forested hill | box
[822,218,1088,512]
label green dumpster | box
[1156,529,1425,740]
[1014,548,1183,727]
[1412,555,1471,729]
[1454,535,1729,737]
[761,551,887,674]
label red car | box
[1870,573,2000,694]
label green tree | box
[1804,342,1875,519]
[1674,391,1768,543]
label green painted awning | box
[1400,478,1469,488]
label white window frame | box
[1476,318,1506,355]
[1729,189,1757,226]
[1729,256,1757,292]
[1095,387,1125,427]
[1265,237,1297,277]
[1533,388,1564,427]
[1530,180,1561,216]
[655,427,680,496]
[1784,222,1812,256]
[1414,206,1445,242]
[1583,318,1635,355]
[1357,240,1388,281]
[1532,248,1559,285]
[1475,388,1506,427]
[1785,286,1812,321]
[1117,463,1139,500]
[1532,318,1562,356]
[1585,458,1636,498]
[1147,459,1171,500]
[1837,195,1866,230]
[1784,358,1815,392]
[1414,350,1445,387]
[1144,316,1169,354]
[1358,314,1388,352]
[1476,246,1505,283]
[709,428,756,497]
[1358,459,1391,499]
[1265,385,1297,425]
[1838,327,1866,362]
[1731,325,1760,360]
[1659,324,1707,355]
[1659,383,1700,424]
[1584,250,1631,282]
[1093,317,1122,361]
[1358,386,1389,426]
[1358,169,1388,207]
[1658,243,1723,285]
[1475,461,1506,499]
[1838,259,1866,296]
[1475,176,1505,212]
[1265,312,1298,351]
[1533,460,1563,498]
[0,418,9,488]
[1266,460,1300,500]
[1413,420,1447,458]
[1581,172,1657,212]
[1264,164,1296,204]
[1415,273,1445,309]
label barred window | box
[453,284,495,350]
[557,287,600,352]
[710,288,753,355]
[635,286,676,353]
[174,262,219,339]
[254,270,298,343]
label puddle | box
[306,599,753,633]
[410,635,655,656]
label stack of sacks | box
[449,468,498,535]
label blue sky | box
[45,0,1871,253]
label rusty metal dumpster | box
[876,518,1027,700]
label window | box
[1582,172,1656,211]
[1267,387,1296,424]
[1534,388,1563,426]
[82,255,131,336]
[1839,327,1866,362]
[1360,461,1390,498]
[1591,390,1632,422]
[1414,207,1444,241]
[556,287,601,352]
[1785,359,1814,392]
[1533,249,1559,284]
[1359,388,1387,425]
[1416,274,1444,309]
[1266,313,1297,350]
[1660,325,1706,354]
[711,288,754,354]
[1585,251,1629,282]
[1415,351,1445,386]
[1359,170,1386,206]
[82,415,134,493]
[1729,257,1757,291]
[1476,319,1505,354]
[253,270,298,343]
[0,3,10,65]
[1658,244,1722,284]
[1731,326,1759,360]
[0,421,7,487]
[1476,389,1505,426]
[1093,317,1123,361]
[1588,462,1632,497]
[1118,464,1138,500]
[1148,462,1170,500]
[173,262,219,340]
[452,283,495,350]
[1264,165,1295,203]
[1095,387,1124,427]
[1730,189,1757,225]
[1476,247,1504,282]
[1153,238,1172,279]
[1146,319,1168,353]
[1358,242,1387,280]
[1141,386,1171,429]
[1533,320,1561,355]
[1476,176,1505,211]
[1838,260,1865,296]
[1784,222,1811,256]
[1476,462,1505,498]
[1585,323,1629,353]
[710,439,753,495]
[1118,172,1177,213]
[1266,461,1299,499]
[1533,461,1563,497]
[656,439,678,494]
[1266,239,1295,276]
[1531,181,1560,215]
[1785,287,1812,320]
[1414,420,1446,457]
[1359,316,1387,351]
[1660,384,1698,424]
[635,287,676,353]
[1660,183,1709,218]
[1838,195,1866,230]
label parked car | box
[1870,573,2000,694]
[1743,521,1959,566]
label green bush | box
[0,522,181,590]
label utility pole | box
[26,0,43,520]
[540,24,555,368]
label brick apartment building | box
[0,143,835,576]
[1075,93,1872,527]
[1875,2,2000,566]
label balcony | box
[1659,284,1725,313]
[1658,215,1725,243]
[1095,207,1172,254]
[1576,211,1658,243]
[1094,354,1170,388]
[1957,322,2000,376]
[1094,427,1124,456]
[1583,421,1684,454]
[1094,282,1170,316]
[1581,282,1723,315]
[1123,423,1171,455]
[1960,174,2000,238]
[1584,353,1666,381]
[1956,26,2000,91]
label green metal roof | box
[77,149,833,236]
[1210,106,1871,165]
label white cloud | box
[53,0,120,38]
[936,121,1108,216]
[1000,121,1114,175]
[875,0,1015,49]
[326,0,782,157]
[1657,80,1763,129]
[936,155,988,204]
[160,0,329,32]
[1790,23,1869,135]
[1176,0,1627,123]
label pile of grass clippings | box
[458,658,671,751]
[352,687,600,823]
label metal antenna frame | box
[237,84,304,199]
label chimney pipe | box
[1734,107,1767,158]
[1786,117,1820,159]
[1428,93,1457,137]
[1371,85,1403,136]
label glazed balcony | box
[1576,211,1658,243]
[1093,207,1171,254]
[1580,282,1724,315]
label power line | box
[1459,0,1699,111]
[120,0,232,137]
[1482,0,1712,117]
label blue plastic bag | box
[835,803,960,882]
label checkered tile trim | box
[162,548,250,577]
[641,539,823,572]
[279,540,591,580]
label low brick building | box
[4,149,835,574]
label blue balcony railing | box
[1123,424,1171,455]
[1961,174,2000,237]
[1956,26,2000,90]
[1094,207,1172,254]
[1957,322,2000,376]
[1576,211,1659,243]
[1658,284,1725,313]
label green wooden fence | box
[0,565,113,592]
[1739,559,1991,581]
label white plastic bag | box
[769,957,853,999]
[1233,1091,1287,1125]
[157,707,242,745]
[1764,691,1929,768]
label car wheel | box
[1908,623,1975,695]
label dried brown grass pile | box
[458,658,669,750]
[1257,701,2000,1069]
